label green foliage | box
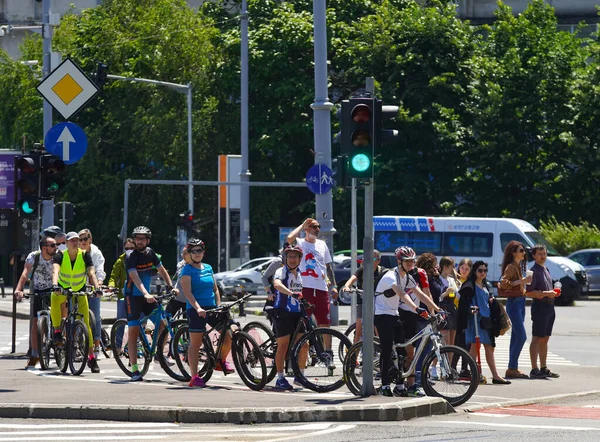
[539,217,600,256]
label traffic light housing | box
[55,202,76,222]
[95,62,108,89]
[341,98,376,179]
[15,153,40,217]
[332,155,350,188]
[179,211,197,236]
[40,154,66,199]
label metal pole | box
[350,178,357,324]
[361,181,376,396]
[41,0,53,229]
[311,0,335,252]
[239,0,251,264]
[187,84,194,213]
[61,201,66,232]
[123,180,130,243]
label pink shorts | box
[302,287,330,326]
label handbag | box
[498,302,512,336]
[479,315,493,330]
[497,286,522,298]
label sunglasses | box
[79,236,90,241]
[189,248,205,254]
[477,268,488,273]
[44,244,57,248]
[516,248,525,253]
[310,225,321,229]
[124,247,135,251]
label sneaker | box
[275,377,294,391]
[459,368,471,379]
[378,385,393,397]
[87,358,100,374]
[407,385,426,397]
[529,368,548,379]
[53,331,63,347]
[215,360,235,374]
[25,357,39,369]
[325,350,336,370]
[429,366,439,380]
[188,375,206,387]
[131,370,143,382]
[540,367,559,378]
[293,377,303,387]
[393,385,408,397]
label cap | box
[66,231,79,241]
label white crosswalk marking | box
[491,334,578,367]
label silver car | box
[567,249,600,294]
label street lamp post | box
[106,74,194,214]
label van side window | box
[374,231,442,255]
[444,232,493,257]
[500,233,527,251]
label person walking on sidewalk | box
[499,241,532,379]
[14,236,59,368]
[527,244,560,379]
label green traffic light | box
[350,153,371,173]
[21,201,35,215]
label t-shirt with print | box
[125,247,161,297]
[26,251,54,291]
[180,263,216,309]
[526,263,553,303]
[374,268,417,316]
[273,266,303,313]
[296,238,331,291]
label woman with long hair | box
[438,256,459,347]
[453,257,473,375]
[458,260,510,384]
[499,240,532,379]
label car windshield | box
[233,258,270,271]
[524,231,560,257]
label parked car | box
[567,249,600,294]
[217,257,277,299]
[213,257,275,283]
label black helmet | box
[41,225,64,239]
[132,226,152,238]
[186,238,205,250]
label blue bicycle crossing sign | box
[44,122,88,165]
[306,164,334,195]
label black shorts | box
[125,296,157,326]
[398,308,419,339]
[165,299,186,318]
[273,310,304,338]
[186,307,221,333]
[31,291,51,317]
[439,299,458,331]
[531,301,555,337]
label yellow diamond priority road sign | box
[37,58,99,120]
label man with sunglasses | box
[14,236,59,368]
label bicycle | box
[343,311,479,406]
[243,297,352,393]
[23,290,54,370]
[52,287,94,376]
[88,287,118,360]
[341,288,378,345]
[110,291,188,381]
[172,294,268,391]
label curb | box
[0,397,454,423]
[463,389,600,412]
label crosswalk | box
[487,333,577,368]
[0,422,356,441]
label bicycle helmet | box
[283,245,303,269]
[186,238,205,250]
[132,225,152,238]
[395,246,416,261]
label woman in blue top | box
[458,260,510,385]
[180,238,234,388]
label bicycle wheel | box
[157,326,187,382]
[172,325,214,383]
[37,315,53,370]
[110,319,151,377]
[344,340,383,396]
[231,331,267,391]
[55,322,69,373]
[100,327,111,359]
[292,327,352,393]
[68,320,89,376]
[421,345,478,406]
[242,321,277,384]
[344,322,357,343]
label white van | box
[373,216,588,304]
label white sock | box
[277,372,285,380]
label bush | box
[539,217,600,256]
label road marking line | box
[469,413,511,418]
[261,424,356,442]
[0,423,177,429]
[0,436,169,441]
[583,405,600,408]
[438,421,600,431]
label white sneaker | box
[429,366,439,380]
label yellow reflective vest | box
[58,249,87,291]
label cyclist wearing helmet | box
[124,226,176,381]
[179,238,234,387]
[42,225,66,251]
[373,246,437,397]
[272,245,308,390]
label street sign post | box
[44,122,87,164]
[36,58,99,120]
[306,164,334,195]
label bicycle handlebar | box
[209,292,253,313]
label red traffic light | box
[351,104,372,123]
[17,156,36,174]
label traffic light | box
[40,154,66,199]
[179,211,197,236]
[55,202,76,222]
[341,98,375,179]
[379,104,400,147]
[95,62,108,89]
[15,153,40,217]
[331,155,350,188]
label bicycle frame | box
[133,296,176,357]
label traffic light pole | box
[361,181,376,397]
[311,0,335,252]
[41,0,54,231]
[239,0,251,264]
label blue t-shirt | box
[125,247,161,297]
[181,263,216,309]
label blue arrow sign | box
[306,164,334,195]
[44,122,88,165]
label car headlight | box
[558,263,576,280]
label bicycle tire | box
[231,331,267,391]
[344,322,357,342]
[172,325,214,383]
[110,319,151,377]
[291,327,352,393]
[421,345,478,406]
[344,340,383,396]
[242,321,277,384]
[55,322,69,373]
[100,328,111,359]
[157,326,187,382]
[37,315,52,370]
[68,320,89,376]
